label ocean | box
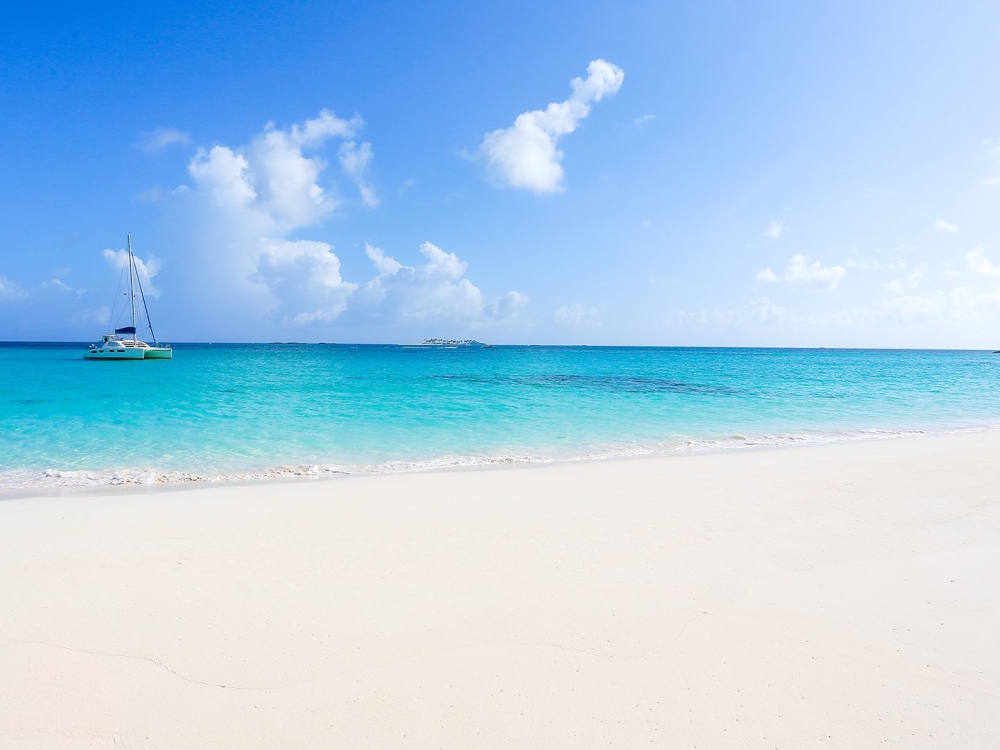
[2,342,999,488]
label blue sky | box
[1,0,999,346]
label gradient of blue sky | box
[1,0,998,345]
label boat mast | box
[127,232,137,341]
[132,239,158,346]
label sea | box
[2,342,999,489]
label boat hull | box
[83,342,172,360]
[84,347,145,360]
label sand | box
[1,432,999,748]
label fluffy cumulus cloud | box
[166,110,377,328]
[101,248,162,297]
[478,59,624,193]
[359,242,527,322]
[135,127,191,153]
[186,109,372,229]
[154,110,530,336]
[757,254,846,290]
[966,247,999,276]
[255,239,358,323]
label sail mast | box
[132,240,158,345]
[127,233,137,341]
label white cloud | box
[554,303,603,327]
[101,248,162,297]
[845,258,906,272]
[744,297,789,324]
[757,254,846,290]
[828,285,1000,330]
[764,221,788,239]
[478,59,624,193]
[489,291,530,318]
[883,269,924,294]
[166,110,373,328]
[255,239,357,323]
[933,219,959,233]
[633,114,655,128]
[966,246,999,276]
[158,112,529,335]
[674,297,795,327]
[0,275,28,300]
[242,110,361,227]
[338,141,379,207]
[360,241,527,322]
[41,277,87,299]
[756,268,779,282]
[135,127,191,153]
[188,146,257,208]
[365,243,402,277]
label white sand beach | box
[2,432,999,748]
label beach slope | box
[2,433,999,748]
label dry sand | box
[2,432,999,748]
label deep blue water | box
[2,343,999,487]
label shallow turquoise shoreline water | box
[2,343,999,488]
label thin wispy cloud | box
[135,127,191,153]
[757,254,846,290]
[982,142,1000,186]
[42,277,87,299]
[764,221,788,239]
[0,275,28,300]
[478,59,624,193]
[554,303,603,327]
[884,268,926,294]
[933,220,959,232]
[338,141,380,208]
[633,114,655,128]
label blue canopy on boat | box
[115,326,136,334]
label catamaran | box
[85,234,172,360]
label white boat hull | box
[84,340,173,360]
[84,346,145,360]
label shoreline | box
[2,430,999,747]
[3,419,999,497]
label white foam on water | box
[3,422,998,490]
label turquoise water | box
[2,343,999,487]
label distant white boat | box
[406,339,493,349]
[85,234,172,361]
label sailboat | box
[84,234,172,360]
